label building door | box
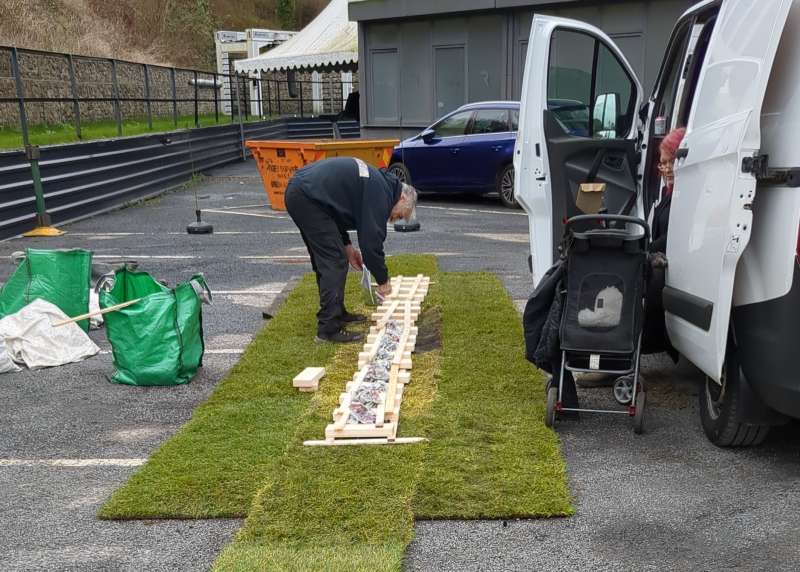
[434,46,466,118]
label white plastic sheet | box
[0,299,100,369]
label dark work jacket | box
[289,157,402,284]
[649,190,671,253]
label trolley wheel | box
[613,374,635,405]
[545,386,558,428]
[633,389,646,434]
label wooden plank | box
[293,367,325,388]
[304,437,426,447]
[325,422,395,439]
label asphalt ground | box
[1,158,798,570]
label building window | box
[434,45,466,118]
[370,49,399,122]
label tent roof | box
[235,0,357,73]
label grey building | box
[348,0,694,138]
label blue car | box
[388,101,521,208]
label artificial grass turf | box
[413,272,572,518]
[214,268,571,571]
[99,255,439,519]
[99,273,338,519]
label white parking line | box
[92,255,198,260]
[215,203,270,210]
[205,349,245,355]
[99,349,244,355]
[0,459,146,467]
[204,209,287,220]
[464,233,529,243]
[418,205,526,216]
[68,232,147,236]
[239,255,310,260]
[212,290,282,295]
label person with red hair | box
[650,127,686,253]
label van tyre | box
[497,164,519,209]
[388,162,411,185]
[699,343,770,447]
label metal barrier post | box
[10,47,30,147]
[213,73,219,124]
[255,76,263,118]
[143,64,153,130]
[67,54,82,139]
[110,59,122,136]
[229,74,236,123]
[232,75,246,160]
[193,70,199,127]
[171,68,178,128]
[23,145,63,237]
[266,78,272,117]
[299,79,304,117]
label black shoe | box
[340,311,367,324]
[315,329,364,344]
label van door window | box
[677,13,718,126]
[651,22,692,134]
[547,29,637,139]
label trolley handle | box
[565,214,650,240]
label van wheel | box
[699,343,770,447]
[497,164,519,209]
[388,162,411,184]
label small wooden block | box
[293,367,326,388]
[297,380,319,392]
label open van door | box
[515,15,643,285]
[664,0,791,382]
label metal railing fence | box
[0,46,358,149]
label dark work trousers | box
[285,183,349,336]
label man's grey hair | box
[400,183,418,207]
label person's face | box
[658,150,675,188]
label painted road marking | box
[418,205,526,216]
[240,255,310,260]
[212,290,282,295]
[214,203,270,210]
[0,459,146,468]
[68,232,146,236]
[464,233,529,243]
[204,209,287,220]
[205,349,245,355]
[93,255,198,260]
[99,349,244,355]
[166,230,300,235]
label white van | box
[515,0,800,446]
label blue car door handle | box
[450,148,460,154]
[491,145,503,152]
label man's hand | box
[345,245,364,271]
[376,281,392,300]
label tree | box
[276,0,296,29]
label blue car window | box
[510,110,519,131]
[433,111,472,138]
[470,109,510,134]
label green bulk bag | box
[99,268,211,386]
[0,249,92,331]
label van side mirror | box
[420,129,436,143]
[593,93,620,138]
